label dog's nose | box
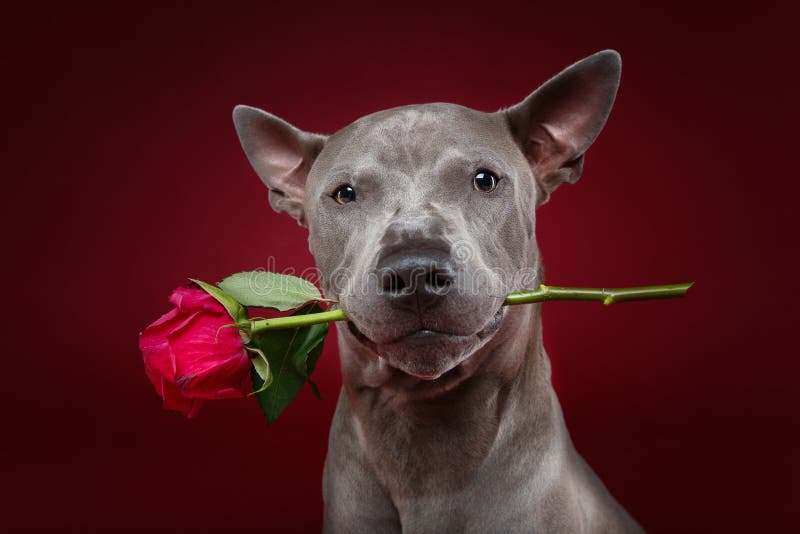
[377,251,456,310]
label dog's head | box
[234,51,620,381]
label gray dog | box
[233,50,644,533]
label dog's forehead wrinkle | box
[334,103,502,164]
[326,154,414,188]
[370,139,463,180]
[343,148,476,191]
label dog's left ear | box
[505,50,621,205]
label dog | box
[233,49,644,533]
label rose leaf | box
[219,271,322,311]
[250,303,329,423]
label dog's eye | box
[472,170,498,193]
[333,184,356,205]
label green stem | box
[249,282,693,333]
[503,283,694,306]
[250,308,348,333]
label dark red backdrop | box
[4,2,797,532]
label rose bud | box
[139,284,252,418]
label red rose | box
[139,285,252,418]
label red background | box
[4,2,797,531]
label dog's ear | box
[232,105,326,226]
[505,50,621,205]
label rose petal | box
[140,311,205,379]
[144,365,201,416]
[177,354,253,399]
[170,285,227,314]
[140,286,250,418]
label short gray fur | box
[233,50,645,533]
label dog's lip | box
[347,305,505,346]
[345,305,506,380]
[397,328,462,340]
[476,305,505,339]
[346,320,379,352]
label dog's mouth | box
[346,305,506,381]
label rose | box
[139,273,692,423]
[139,284,252,418]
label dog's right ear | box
[232,105,326,227]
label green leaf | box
[250,303,329,423]
[245,344,272,394]
[190,278,247,323]
[297,342,324,401]
[219,271,322,311]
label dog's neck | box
[336,302,564,498]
